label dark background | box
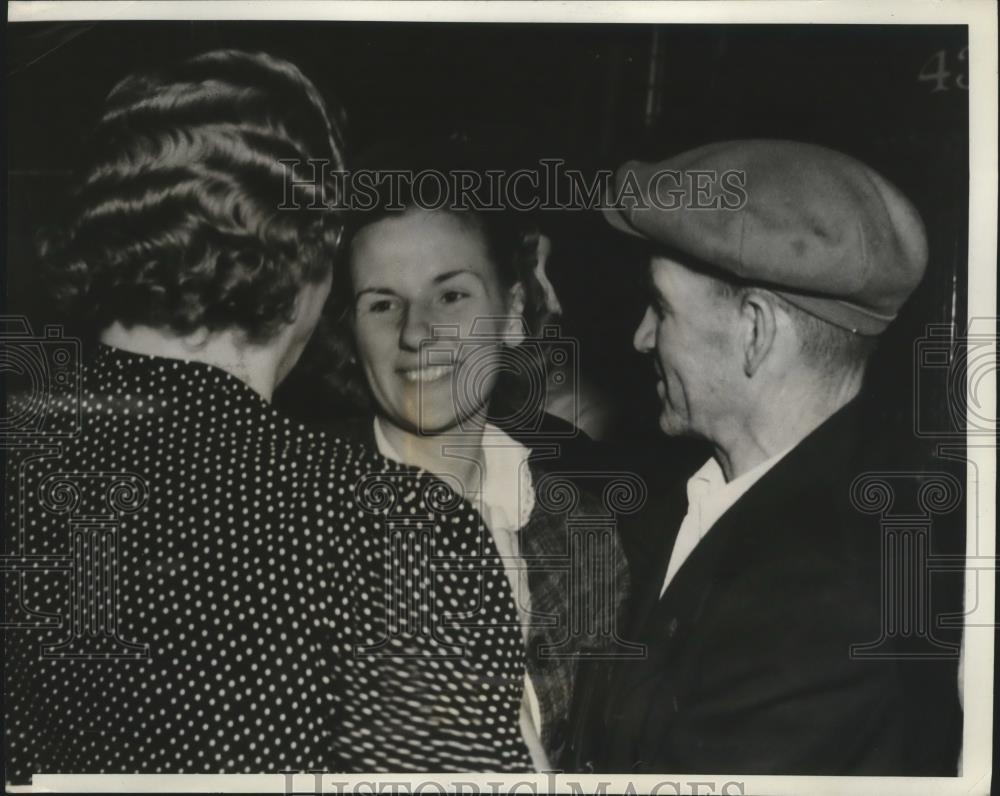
[5,21,969,450]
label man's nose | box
[633,307,656,353]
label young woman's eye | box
[364,298,398,315]
[440,290,469,305]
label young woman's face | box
[349,209,523,435]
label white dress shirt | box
[660,448,792,598]
[373,418,549,770]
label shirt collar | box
[685,445,793,539]
[372,417,535,533]
[372,415,405,463]
[479,424,535,533]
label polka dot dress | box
[4,346,532,779]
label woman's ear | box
[504,281,527,347]
[180,326,212,350]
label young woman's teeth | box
[402,365,453,383]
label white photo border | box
[5,2,996,795]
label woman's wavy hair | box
[318,134,543,412]
[43,49,346,341]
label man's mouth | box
[398,365,455,384]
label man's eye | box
[651,300,666,319]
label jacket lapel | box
[653,398,867,634]
[624,481,689,640]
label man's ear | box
[739,289,777,377]
[504,281,527,346]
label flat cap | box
[603,139,928,334]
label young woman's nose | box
[398,303,432,352]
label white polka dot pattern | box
[4,345,533,778]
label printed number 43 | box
[919,47,969,93]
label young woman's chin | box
[379,368,497,437]
[384,399,490,438]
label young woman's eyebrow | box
[354,270,484,301]
[354,286,398,300]
[432,269,484,286]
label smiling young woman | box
[349,206,526,482]
[319,137,630,770]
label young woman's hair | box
[317,134,542,411]
[43,49,346,341]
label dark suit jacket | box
[563,399,963,775]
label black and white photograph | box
[2,2,996,794]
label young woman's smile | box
[350,208,523,435]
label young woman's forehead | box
[350,209,498,285]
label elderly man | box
[564,140,962,775]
